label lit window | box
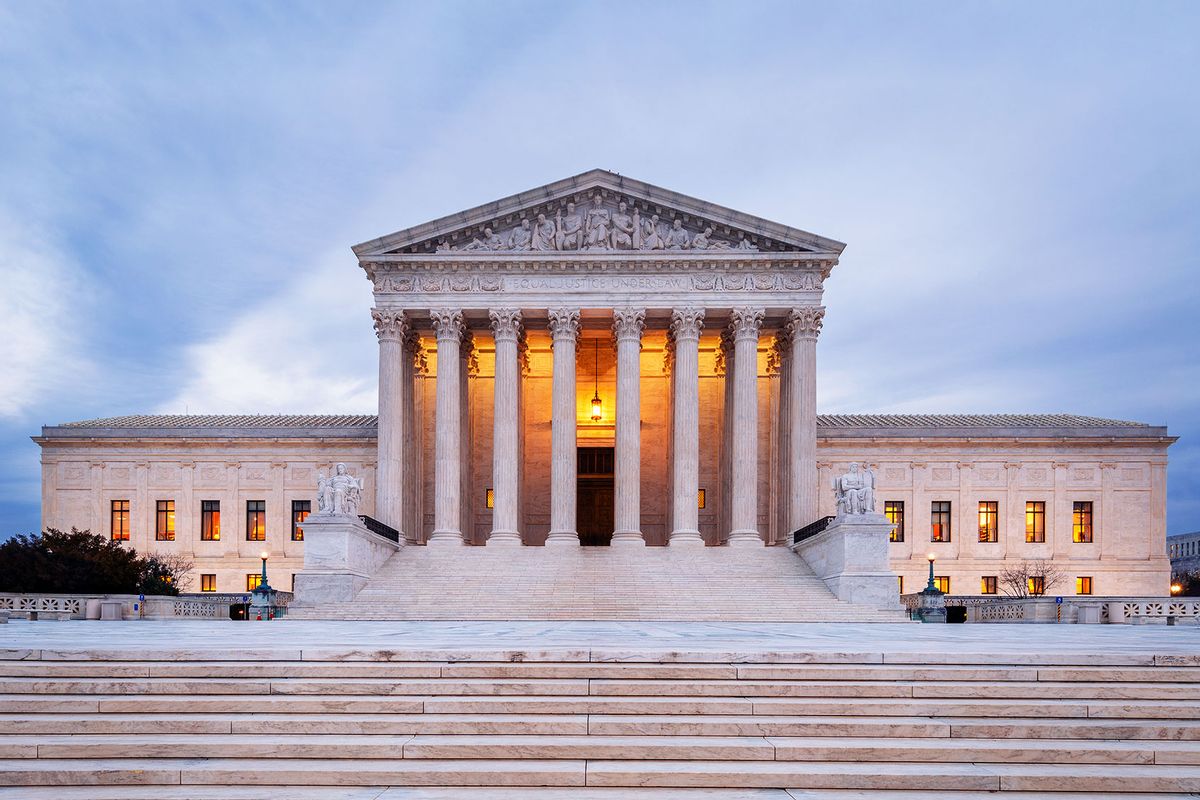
[247,573,263,591]
[981,576,998,595]
[246,501,266,542]
[934,576,950,593]
[110,500,130,541]
[1076,576,1093,595]
[885,501,904,542]
[1025,501,1045,543]
[156,500,175,541]
[698,489,706,510]
[486,488,494,509]
[200,574,216,592]
[201,500,221,541]
[897,575,904,593]
[931,501,951,542]
[1028,575,1046,596]
[1072,502,1093,543]
[291,500,310,541]
[978,501,998,543]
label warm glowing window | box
[1025,501,1045,543]
[291,500,310,542]
[110,500,130,541]
[1028,575,1046,596]
[698,489,706,510]
[246,501,266,542]
[897,576,904,593]
[977,501,998,543]
[1072,502,1093,543]
[1076,576,1093,595]
[485,488,494,509]
[981,576,998,595]
[201,501,221,541]
[155,500,175,541]
[200,574,216,592]
[930,501,951,542]
[934,576,950,593]
[885,501,904,542]
[246,573,263,591]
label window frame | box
[246,500,266,542]
[933,576,950,593]
[201,500,221,541]
[291,500,310,542]
[200,574,217,592]
[1025,501,1046,543]
[930,501,952,542]
[981,575,998,595]
[155,499,175,542]
[1028,575,1046,596]
[246,573,263,592]
[1072,501,1094,543]
[977,501,998,543]
[1076,576,1093,595]
[885,500,905,542]
[110,500,130,542]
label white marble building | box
[34,170,1175,598]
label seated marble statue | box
[316,463,363,517]
[460,227,505,251]
[832,462,875,516]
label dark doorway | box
[577,447,615,546]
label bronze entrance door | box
[577,447,615,546]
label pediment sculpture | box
[434,192,759,253]
[315,463,363,517]
[833,462,875,517]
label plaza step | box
[2,644,1200,793]
[292,546,903,622]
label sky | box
[0,0,1197,537]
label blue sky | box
[0,1,1197,537]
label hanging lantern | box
[590,339,603,421]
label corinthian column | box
[547,307,580,546]
[612,307,646,547]
[429,308,465,546]
[670,308,705,546]
[488,309,523,546]
[787,306,824,532]
[727,306,765,547]
[372,309,408,539]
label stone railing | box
[934,596,1200,624]
[0,593,234,621]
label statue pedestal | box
[791,513,900,609]
[293,514,401,606]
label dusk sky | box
[0,1,1197,537]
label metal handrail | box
[359,515,401,543]
[792,515,835,545]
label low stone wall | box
[952,596,1200,624]
[0,593,233,620]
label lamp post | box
[925,552,937,592]
[251,550,275,620]
[259,551,272,593]
[1171,583,1183,597]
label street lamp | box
[925,552,937,593]
[1171,583,1183,596]
[914,551,946,623]
[250,550,276,620]
[258,551,272,593]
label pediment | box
[353,169,845,258]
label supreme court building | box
[35,170,1175,599]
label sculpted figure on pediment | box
[508,218,532,251]
[611,201,635,249]
[583,194,611,251]
[531,213,557,251]
[640,213,665,250]
[556,202,584,250]
[460,227,506,252]
[665,218,691,250]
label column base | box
[669,530,705,547]
[487,531,523,546]
[726,530,764,548]
[611,532,645,547]
[545,532,579,547]
[427,530,465,546]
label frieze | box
[373,270,826,296]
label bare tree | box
[147,552,196,594]
[999,559,1066,598]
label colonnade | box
[372,305,824,547]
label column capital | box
[488,308,523,343]
[430,308,465,341]
[786,305,826,341]
[547,307,581,345]
[612,307,646,343]
[371,308,408,342]
[729,306,765,342]
[670,307,705,341]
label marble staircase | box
[2,646,1200,795]
[293,545,902,622]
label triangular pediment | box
[353,169,845,257]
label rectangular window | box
[934,576,950,593]
[200,574,216,592]
[155,500,175,541]
[1076,576,1093,595]
[698,489,706,510]
[1025,501,1045,543]
[246,500,266,542]
[485,488,494,509]
[977,501,998,543]
[885,501,904,542]
[897,575,904,594]
[1028,575,1046,596]
[930,501,952,542]
[110,500,130,541]
[201,500,221,541]
[247,573,263,591]
[1073,501,1094,543]
[291,500,310,542]
[981,576,998,595]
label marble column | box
[727,306,765,547]
[786,306,824,532]
[402,329,424,543]
[371,309,408,537]
[547,307,581,546]
[488,309,523,546]
[429,308,465,546]
[612,307,646,546]
[669,307,705,546]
